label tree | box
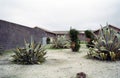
[85,30,95,48]
[69,29,80,52]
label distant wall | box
[0,20,55,50]
[79,33,86,41]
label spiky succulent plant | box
[52,36,70,49]
[88,25,120,61]
[12,38,47,64]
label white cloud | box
[0,0,120,31]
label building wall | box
[1,20,119,50]
[56,33,86,41]
[79,34,86,41]
[0,20,55,50]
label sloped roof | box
[34,27,56,34]
[0,19,56,34]
[53,31,68,34]
[1,19,120,35]
[94,24,120,33]
[53,30,85,35]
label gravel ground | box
[0,44,120,78]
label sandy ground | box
[0,44,120,78]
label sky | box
[0,0,120,31]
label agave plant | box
[12,38,47,64]
[52,35,70,49]
[88,25,120,61]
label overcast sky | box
[0,0,120,31]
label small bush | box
[69,29,80,52]
[80,41,87,44]
[85,30,95,48]
[52,36,70,49]
[12,38,47,64]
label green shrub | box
[88,25,120,61]
[12,38,47,64]
[80,41,87,44]
[52,36,70,49]
[87,40,94,48]
[85,30,94,38]
[85,30,95,48]
[69,29,80,52]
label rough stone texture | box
[0,20,56,50]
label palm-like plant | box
[12,38,47,64]
[95,27,120,52]
[88,25,120,60]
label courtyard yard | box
[0,44,120,78]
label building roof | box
[1,19,120,35]
[0,19,56,34]
[94,24,120,33]
[34,27,56,34]
[53,30,85,35]
[53,31,68,35]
